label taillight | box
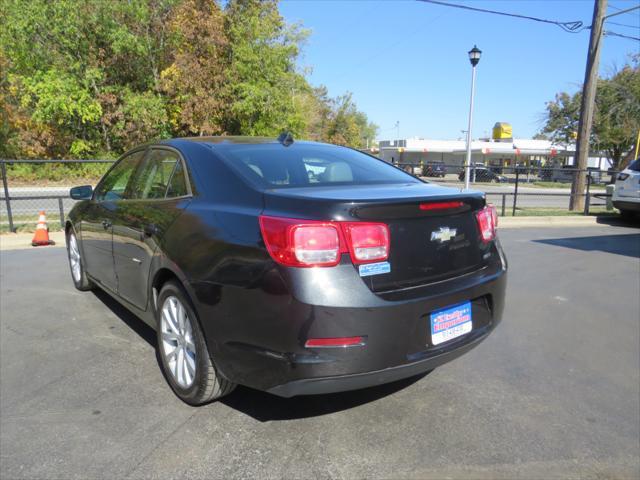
[341,222,389,264]
[259,216,343,267]
[259,216,390,267]
[475,205,497,243]
[617,173,630,181]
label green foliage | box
[541,92,580,145]
[18,69,102,125]
[1,0,378,162]
[540,60,640,169]
[593,65,640,167]
[224,0,310,136]
[5,162,111,183]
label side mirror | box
[70,185,93,200]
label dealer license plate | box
[430,302,472,346]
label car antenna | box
[277,132,294,147]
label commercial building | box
[375,124,613,171]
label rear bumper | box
[267,326,490,397]
[196,242,507,397]
[613,200,640,212]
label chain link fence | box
[0,158,621,233]
[1,159,114,232]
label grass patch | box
[4,162,112,186]
[0,213,64,234]
[503,207,618,217]
[531,181,573,189]
[530,181,610,189]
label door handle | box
[101,220,111,229]
[144,223,159,237]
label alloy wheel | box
[68,234,82,283]
[160,296,197,389]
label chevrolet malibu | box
[66,136,507,405]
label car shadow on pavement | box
[92,289,156,347]
[221,373,429,422]
[596,215,640,228]
[90,288,430,421]
[534,233,640,259]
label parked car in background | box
[551,165,577,183]
[538,165,606,184]
[612,158,640,218]
[423,162,446,178]
[399,163,422,176]
[458,167,507,183]
[65,136,507,405]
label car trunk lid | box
[262,183,489,292]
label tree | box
[541,92,581,146]
[223,0,310,136]
[540,60,640,170]
[1,0,379,159]
[325,93,378,148]
[161,0,228,136]
[593,65,640,168]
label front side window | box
[129,149,188,200]
[94,150,146,201]
[214,143,420,189]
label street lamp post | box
[464,45,481,190]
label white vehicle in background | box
[612,158,640,218]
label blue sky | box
[279,0,640,141]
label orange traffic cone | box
[32,211,54,246]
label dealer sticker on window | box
[358,261,391,277]
[430,301,472,346]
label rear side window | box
[628,159,640,172]
[129,149,188,199]
[214,143,419,189]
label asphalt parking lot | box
[1,225,639,479]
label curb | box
[0,231,66,251]
[498,216,605,228]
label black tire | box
[66,230,93,291]
[156,281,235,405]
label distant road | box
[0,187,76,225]
[0,182,609,225]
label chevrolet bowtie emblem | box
[431,227,457,243]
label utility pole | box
[570,0,607,211]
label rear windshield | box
[628,158,640,171]
[213,143,420,188]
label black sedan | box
[423,162,447,178]
[66,136,507,405]
[458,167,508,183]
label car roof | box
[159,136,325,148]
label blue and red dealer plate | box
[430,301,472,346]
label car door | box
[112,147,192,310]
[80,150,145,291]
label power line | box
[604,30,640,41]
[606,20,640,29]
[417,0,588,33]
[608,3,640,17]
